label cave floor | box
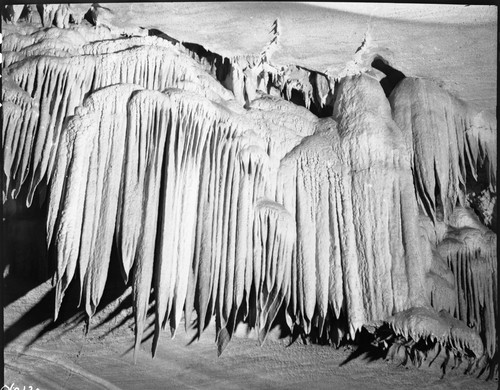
[3,276,496,390]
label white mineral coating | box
[3,33,37,52]
[2,75,40,201]
[3,27,89,52]
[2,101,39,202]
[67,3,91,25]
[2,10,497,366]
[40,4,60,27]
[437,207,497,358]
[277,73,427,338]
[3,37,232,205]
[386,307,484,359]
[425,249,456,314]
[7,55,96,207]
[47,84,144,320]
[389,77,497,223]
[81,35,182,56]
[253,200,295,344]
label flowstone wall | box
[2,3,497,378]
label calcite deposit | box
[2,3,497,377]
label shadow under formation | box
[371,56,406,97]
[3,201,135,349]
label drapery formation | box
[3,34,232,206]
[2,19,496,366]
[277,75,427,339]
[437,208,497,358]
[390,77,497,223]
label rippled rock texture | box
[2,3,497,377]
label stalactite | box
[2,102,39,202]
[3,41,234,205]
[252,200,295,344]
[140,90,247,356]
[437,207,497,359]
[2,75,40,201]
[47,84,144,320]
[100,88,274,357]
[3,15,495,370]
[384,307,484,360]
[418,215,456,314]
[425,250,457,314]
[389,77,497,222]
[2,4,25,24]
[277,73,428,340]
[7,55,97,206]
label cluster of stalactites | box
[47,82,294,359]
[275,73,427,340]
[279,66,333,111]
[389,77,497,223]
[3,40,233,206]
[436,207,497,358]
[251,200,295,344]
[221,51,333,114]
[47,83,145,320]
[2,3,109,28]
[385,307,484,359]
[5,55,96,206]
[2,75,39,202]
[418,214,457,315]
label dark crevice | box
[83,8,95,26]
[147,28,179,46]
[371,56,406,97]
[289,88,306,109]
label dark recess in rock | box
[371,56,406,97]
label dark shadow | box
[3,185,51,307]
[464,153,497,231]
[280,71,334,118]
[83,7,94,26]
[148,27,232,92]
[308,72,334,118]
[339,327,389,366]
[181,41,232,82]
[371,56,406,97]
[289,88,307,110]
[147,28,179,45]
[4,225,133,349]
